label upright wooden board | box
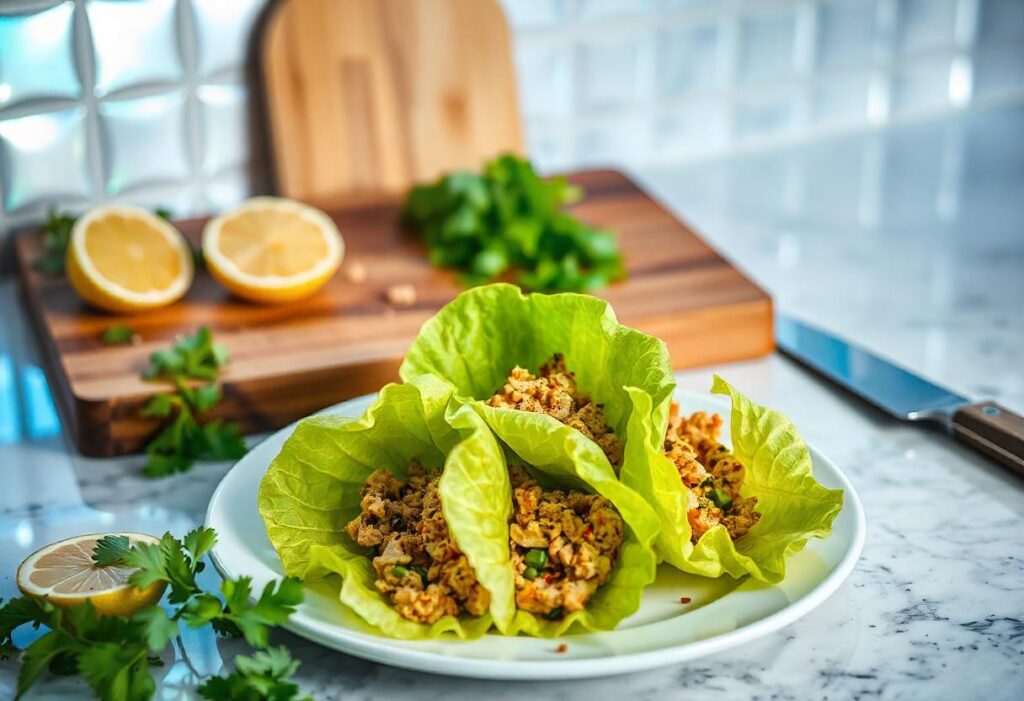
[15,171,773,457]
[262,0,523,205]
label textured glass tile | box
[654,98,729,159]
[525,125,572,172]
[99,91,189,194]
[896,0,956,54]
[192,0,265,76]
[500,0,564,28]
[818,0,877,69]
[813,72,870,127]
[578,0,652,22]
[88,0,182,95]
[515,44,572,118]
[110,182,196,216]
[204,169,250,212]
[198,83,248,175]
[579,38,651,109]
[735,94,795,141]
[738,9,797,84]
[0,107,91,212]
[978,0,1024,43]
[573,113,649,166]
[892,57,952,116]
[974,44,1024,100]
[658,21,720,96]
[0,2,79,107]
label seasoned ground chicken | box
[508,465,623,618]
[489,354,623,468]
[345,463,490,624]
[664,403,761,542]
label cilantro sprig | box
[33,208,76,275]
[402,153,626,292]
[141,328,246,477]
[198,646,311,701]
[0,528,306,700]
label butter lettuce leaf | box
[399,283,676,440]
[258,375,514,638]
[623,375,844,582]
[474,404,660,636]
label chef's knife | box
[776,315,1024,475]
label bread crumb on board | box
[384,284,417,307]
[344,261,368,283]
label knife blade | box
[775,315,1024,475]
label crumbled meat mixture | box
[345,463,490,624]
[508,465,623,618]
[664,403,760,542]
[489,354,623,468]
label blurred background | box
[1,0,1023,265]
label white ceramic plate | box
[206,390,865,680]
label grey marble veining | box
[1,105,1023,699]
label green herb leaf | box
[402,153,626,293]
[197,646,310,701]
[101,325,137,346]
[143,327,229,383]
[33,208,77,276]
[92,534,132,567]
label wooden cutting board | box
[14,170,773,457]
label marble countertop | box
[2,105,1022,700]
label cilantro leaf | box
[131,608,178,654]
[78,642,154,701]
[101,325,137,345]
[197,647,310,701]
[33,208,77,276]
[92,535,132,567]
[182,576,303,649]
[142,327,229,383]
[403,153,626,293]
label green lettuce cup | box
[399,284,677,441]
[624,375,844,583]
[258,375,515,639]
[476,405,660,636]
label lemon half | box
[202,197,344,304]
[66,205,194,313]
[16,532,167,617]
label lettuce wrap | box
[257,375,515,639]
[624,376,844,582]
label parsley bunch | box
[402,153,626,293]
[0,528,306,701]
[141,328,246,477]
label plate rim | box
[206,390,866,680]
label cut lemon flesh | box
[17,532,167,617]
[66,205,193,313]
[203,197,344,304]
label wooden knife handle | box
[952,402,1024,476]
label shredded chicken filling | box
[508,465,624,618]
[664,404,761,542]
[345,463,490,624]
[489,353,623,468]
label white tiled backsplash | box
[1,0,1022,270]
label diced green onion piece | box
[522,566,538,580]
[709,487,733,511]
[546,606,564,620]
[390,566,409,579]
[524,548,548,569]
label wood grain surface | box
[15,170,773,457]
[262,0,523,206]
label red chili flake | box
[555,644,568,654]
[582,525,593,539]
[680,596,692,604]
[544,574,554,585]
